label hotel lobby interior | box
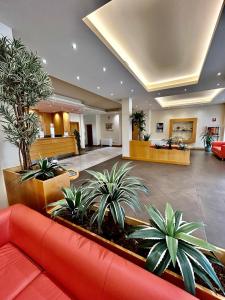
[1,0,225,299]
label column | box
[95,115,101,146]
[80,114,85,149]
[122,97,132,157]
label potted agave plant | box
[47,163,225,300]
[0,37,74,211]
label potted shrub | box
[201,130,214,152]
[130,110,146,141]
[47,163,225,299]
[0,37,71,210]
[143,133,151,141]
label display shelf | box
[169,118,197,144]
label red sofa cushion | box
[15,273,72,300]
[0,243,41,299]
[0,205,198,300]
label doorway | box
[86,124,93,146]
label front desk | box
[126,140,190,165]
[30,136,78,160]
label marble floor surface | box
[60,147,122,172]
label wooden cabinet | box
[169,118,197,144]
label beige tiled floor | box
[60,147,122,172]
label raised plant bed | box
[46,207,225,300]
[3,167,76,212]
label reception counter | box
[125,140,190,165]
[30,136,78,160]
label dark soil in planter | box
[60,211,225,297]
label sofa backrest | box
[5,204,197,300]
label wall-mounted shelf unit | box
[169,118,197,144]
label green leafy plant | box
[0,37,53,170]
[128,203,224,296]
[83,162,149,233]
[201,130,213,152]
[21,158,65,181]
[144,134,151,141]
[162,137,174,149]
[48,186,87,221]
[130,111,146,140]
[74,129,81,154]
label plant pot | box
[46,208,225,300]
[3,166,71,212]
[205,146,211,152]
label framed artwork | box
[156,122,164,133]
[105,123,113,131]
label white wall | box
[0,22,13,39]
[100,113,122,146]
[150,104,225,148]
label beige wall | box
[100,113,122,145]
[51,76,121,111]
[150,104,225,148]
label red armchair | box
[212,141,225,160]
[0,204,198,300]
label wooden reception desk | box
[126,140,190,165]
[30,136,77,160]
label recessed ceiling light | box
[76,75,80,80]
[217,83,220,86]
[217,72,221,76]
[97,86,100,90]
[42,58,47,64]
[72,43,77,50]
[131,89,134,93]
[184,88,187,92]
[120,81,123,85]
[110,92,114,96]
[103,67,106,72]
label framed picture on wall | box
[156,122,164,133]
[105,123,113,131]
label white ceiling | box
[84,0,223,92]
[0,0,225,111]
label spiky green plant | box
[48,186,88,221]
[83,162,148,233]
[128,203,224,296]
[0,37,53,170]
[21,158,64,181]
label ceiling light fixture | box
[217,83,220,86]
[158,92,161,96]
[110,92,114,96]
[97,86,100,89]
[217,72,221,76]
[42,58,47,64]
[76,75,80,80]
[103,67,106,72]
[184,88,187,92]
[72,43,77,50]
[120,81,123,85]
[131,89,134,93]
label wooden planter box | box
[47,208,225,300]
[3,166,71,212]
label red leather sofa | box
[0,204,198,300]
[212,141,225,159]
